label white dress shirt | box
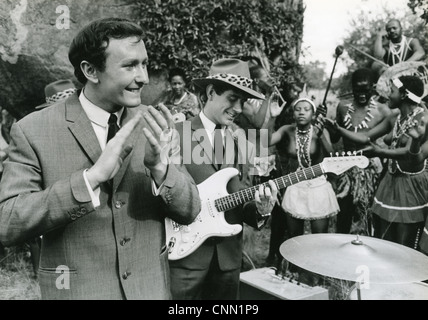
[79,90,162,208]
[199,110,225,146]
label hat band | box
[206,73,253,89]
[46,88,77,105]
[392,78,422,104]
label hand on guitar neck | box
[165,155,369,261]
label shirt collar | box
[79,89,124,128]
[199,111,224,134]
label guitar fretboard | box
[214,164,324,212]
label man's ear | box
[206,84,215,101]
[80,61,99,84]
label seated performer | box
[372,19,426,75]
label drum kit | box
[280,234,428,300]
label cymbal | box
[280,234,428,284]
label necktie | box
[107,113,120,143]
[106,114,120,192]
[213,124,224,169]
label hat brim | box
[35,102,49,110]
[192,78,265,100]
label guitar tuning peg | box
[330,153,333,157]
[335,152,339,157]
[341,152,346,157]
[347,151,352,156]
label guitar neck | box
[214,163,325,212]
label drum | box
[376,61,428,100]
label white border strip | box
[374,197,428,211]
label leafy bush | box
[134,0,305,86]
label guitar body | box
[166,155,369,261]
[166,168,243,261]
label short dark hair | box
[398,75,424,101]
[68,17,144,84]
[249,65,266,80]
[168,68,188,83]
[352,68,374,87]
[196,82,240,107]
[386,19,402,28]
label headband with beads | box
[291,98,317,113]
[392,78,422,104]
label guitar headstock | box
[321,153,369,175]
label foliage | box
[302,60,328,90]
[408,0,428,24]
[134,0,305,87]
[331,3,428,95]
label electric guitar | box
[166,155,369,260]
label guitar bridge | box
[168,237,176,254]
[172,221,182,232]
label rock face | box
[0,0,165,119]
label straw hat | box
[192,58,265,100]
[35,79,77,110]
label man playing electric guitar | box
[169,58,278,300]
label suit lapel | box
[191,115,217,171]
[66,92,102,165]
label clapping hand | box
[269,91,287,118]
[408,116,426,140]
[87,111,143,189]
[143,103,180,184]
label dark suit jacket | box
[0,93,200,300]
[170,115,261,272]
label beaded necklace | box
[295,125,313,169]
[388,36,411,65]
[343,97,376,132]
[388,106,425,174]
[173,91,188,105]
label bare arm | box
[407,38,426,62]
[270,125,289,146]
[251,95,271,129]
[318,129,334,155]
[333,113,394,145]
[374,28,387,59]
[329,102,346,144]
